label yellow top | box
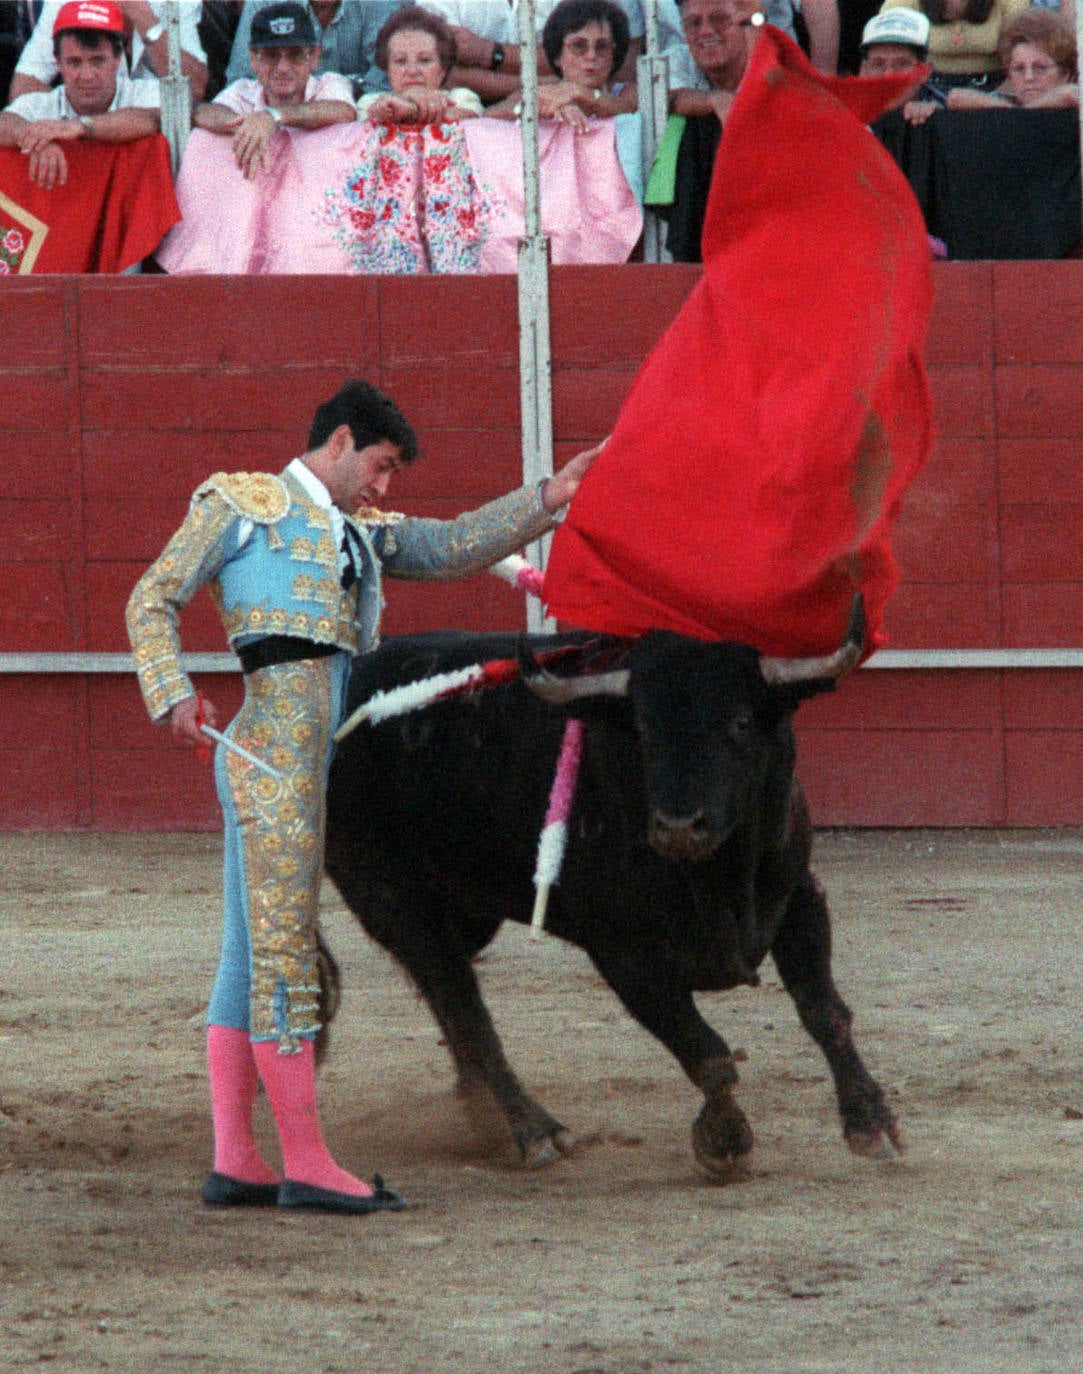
[880,0,1028,75]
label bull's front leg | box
[583,944,753,1179]
[770,872,904,1157]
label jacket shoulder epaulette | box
[195,472,290,524]
[352,505,406,527]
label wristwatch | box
[490,41,506,72]
[143,20,165,43]
[78,114,95,137]
[266,106,282,124]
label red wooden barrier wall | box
[1,262,1080,829]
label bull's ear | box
[770,675,842,712]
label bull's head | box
[520,597,865,862]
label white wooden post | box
[516,0,555,632]
[638,0,673,263]
[159,1,190,174]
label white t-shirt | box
[14,0,206,85]
[6,72,162,118]
[212,71,354,114]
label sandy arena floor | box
[1,828,1081,1373]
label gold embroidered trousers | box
[207,652,350,1051]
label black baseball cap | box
[250,2,319,49]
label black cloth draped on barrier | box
[660,114,721,264]
[662,106,1081,262]
[872,108,1081,261]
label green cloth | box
[643,115,687,208]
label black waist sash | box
[237,635,339,675]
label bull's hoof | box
[522,1127,576,1169]
[691,1103,754,1181]
[845,1117,906,1159]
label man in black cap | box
[192,0,356,179]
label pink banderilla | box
[491,556,584,938]
[335,554,585,940]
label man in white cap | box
[858,8,941,124]
[858,7,931,75]
[0,0,162,188]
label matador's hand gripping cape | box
[542,28,934,659]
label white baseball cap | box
[860,9,931,53]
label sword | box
[199,725,284,781]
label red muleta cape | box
[542,28,934,659]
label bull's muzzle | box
[648,809,720,861]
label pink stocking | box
[206,1024,281,1184]
[252,1039,374,1197]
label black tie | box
[340,526,362,590]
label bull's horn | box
[759,594,866,685]
[518,640,630,703]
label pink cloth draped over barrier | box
[156,119,641,275]
[461,119,642,271]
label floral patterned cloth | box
[323,121,491,275]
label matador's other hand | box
[541,438,607,513]
[171,694,217,747]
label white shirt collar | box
[288,456,333,509]
[289,458,354,578]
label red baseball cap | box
[53,1,125,36]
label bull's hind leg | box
[770,872,903,1156]
[334,879,573,1167]
[583,945,754,1179]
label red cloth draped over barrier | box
[543,29,934,659]
[0,135,179,274]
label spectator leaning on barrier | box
[225,0,401,97]
[487,0,638,125]
[946,6,1078,107]
[0,0,161,189]
[357,5,482,123]
[10,0,208,102]
[424,0,645,107]
[669,0,752,123]
[858,8,944,124]
[192,0,356,180]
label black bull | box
[323,617,902,1176]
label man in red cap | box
[9,2,207,104]
[0,0,161,189]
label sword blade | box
[199,725,284,780]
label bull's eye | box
[728,710,754,742]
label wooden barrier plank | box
[996,366,1083,439]
[78,276,383,367]
[1001,504,1083,582]
[1004,732,1083,826]
[993,261,1083,366]
[999,439,1083,504]
[798,727,1004,827]
[1001,584,1083,647]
